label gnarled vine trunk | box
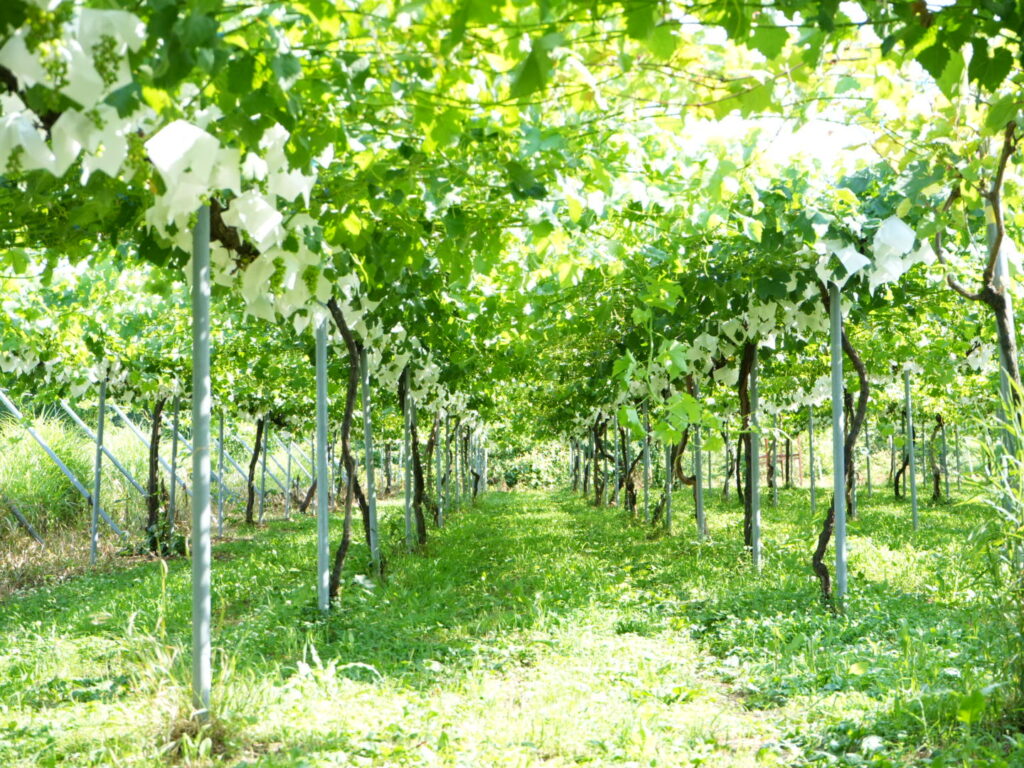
[721,427,733,501]
[299,479,316,514]
[736,342,757,547]
[398,367,428,547]
[384,442,393,496]
[326,298,368,597]
[244,416,265,525]
[930,414,944,501]
[146,397,167,552]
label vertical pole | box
[586,429,593,497]
[643,401,651,524]
[624,432,633,513]
[750,352,761,571]
[217,412,224,536]
[441,415,449,526]
[865,415,872,496]
[259,420,268,523]
[435,414,443,525]
[602,422,609,506]
[315,319,330,611]
[454,422,462,503]
[360,347,381,574]
[190,204,212,717]
[569,440,574,485]
[664,443,673,533]
[168,396,180,532]
[404,385,413,551]
[905,369,918,530]
[942,420,950,501]
[285,437,292,521]
[90,379,107,565]
[613,428,620,505]
[809,407,816,516]
[954,424,962,492]
[830,281,847,602]
[771,412,779,507]
[694,380,706,539]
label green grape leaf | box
[916,44,949,82]
[749,26,787,59]
[968,39,1014,92]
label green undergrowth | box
[0,486,1020,766]
[0,412,297,537]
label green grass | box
[0,484,1021,766]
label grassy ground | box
[0,484,1021,766]
[0,410,306,598]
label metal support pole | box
[809,407,816,516]
[360,347,381,575]
[664,443,673,533]
[643,401,651,524]
[830,281,847,601]
[315,319,330,611]
[905,369,918,530]
[771,412,779,507]
[262,436,290,483]
[694,380,706,539]
[404,385,413,551]
[5,496,44,546]
[285,439,292,521]
[168,396,180,532]
[624,433,633,513]
[281,436,312,481]
[190,204,212,718]
[941,421,950,501]
[569,440,575,485]
[954,424,962,492]
[586,429,594,497]
[217,412,225,536]
[60,400,145,495]
[90,379,106,564]
[750,353,761,571]
[258,420,268,523]
[602,422,609,506]
[173,425,237,503]
[613,429,620,505]
[435,414,443,526]
[456,423,464,502]
[865,416,871,496]
[221,433,255,486]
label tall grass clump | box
[0,414,93,530]
[969,390,1024,725]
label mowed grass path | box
[0,487,1018,766]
